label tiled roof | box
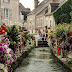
[28,0,66,16]
[45,0,66,16]
[19,3,31,12]
[28,0,51,15]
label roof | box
[50,3,60,12]
[45,0,66,16]
[28,0,66,16]
[37,6,48,16]
[21,11,30,20]
[19,3,31,13]
[19,3,31,21]
[28,0,51,15]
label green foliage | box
[6,25,20,51]
[52,23,72,42]
[53,0,72,24]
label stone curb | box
[11,45,36,72]
[50,49,72,72]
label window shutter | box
[9,9,12,20]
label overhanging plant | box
[52,23,72,57]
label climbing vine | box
[53,0,72,24]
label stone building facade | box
[26,0,66,33]
[0,0,20,26]
[0,0,30,27]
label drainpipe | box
[0,0,1,24]
[35,15,36,33]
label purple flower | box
[0,47,4,52]
[3,49,7,53]
[14,54,17,61]
[1,55,5,60]
[1,37,5,41]
[7,42,10,46]
[7,65,11,68]
[0,43,2,46]
[3,43,7,45]
[9,49,13,55]
[5,38,9,42]
[10,57,13,64]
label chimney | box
[34,0,38,9]
[51,0,55,2]
[51,0,59,2]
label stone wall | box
[27,15,36,33]
[1,0,22,26]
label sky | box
[19,0,43,10]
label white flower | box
[3,68,8,72]
[4,45,8,49]
[7,48,11,54]
[0,63,4,69]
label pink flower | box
[3,49,7,53]
[1,37,5,41]
[0,47,4,52]
[10,57,13,64]
[1,55,5,60]
[9,49,13,55]
[14,54,17,61]
[3,43,8,45]
[0,43,2,46]
[5,38,9,42]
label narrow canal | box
[15,47,66,72]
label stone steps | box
[38,41,49,47]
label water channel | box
[15,47,66,72]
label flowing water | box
[15,47,66,72]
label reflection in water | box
[15,47,66,72]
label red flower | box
[57,41,58,45]
[20,45,23,50]
[0,29,1,34]
[0,26,6,35]
[2,26,6,31]
[62,39,64,41]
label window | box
[50,21,51,27]
[4,9,9,19]
[3,0,10,3]
[45,8,48,14]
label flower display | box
[0,24,35,72]
[0,24,17,72]
[51,23,72,57]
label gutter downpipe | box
[35,14,37,33]
[0,0,1,24]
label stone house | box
[27,0,66,33]
[19,3,31,27]
[0,0,30,27]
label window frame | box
[4,8,9,20]
[3,0,10,3]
